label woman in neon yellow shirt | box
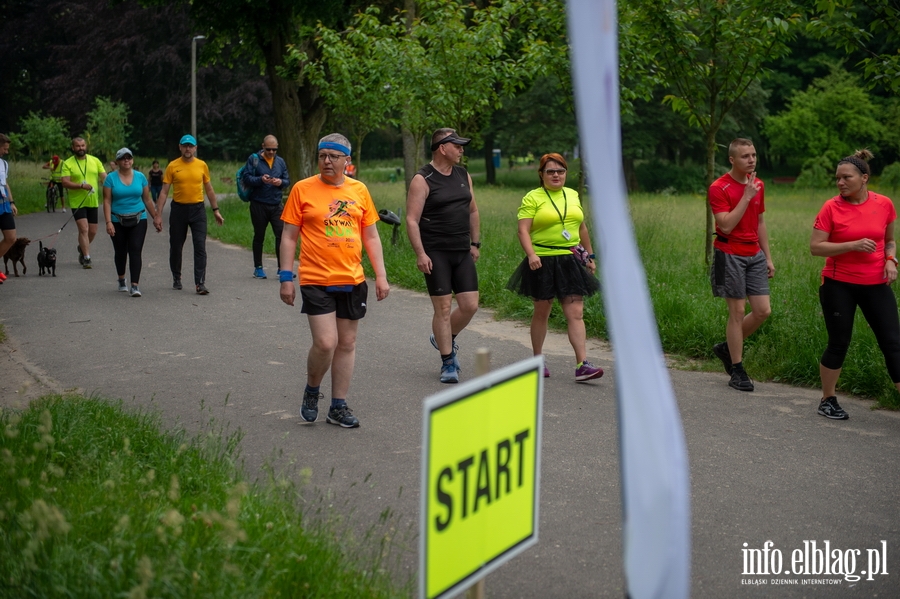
[507,153,602,382]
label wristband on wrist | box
[279,270,294,283]
[213,207,220,211]
[887,255,898,266]
[588,253,596,260]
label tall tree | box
[807,0,900,95]
[763,66,886,171]
[630,0,803,262]
[152,0,381,179]
[1,0,272,158]
[302,7,404,177]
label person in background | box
[60,137,107,269]
[154,134,224,295]
[42,154,66,212]
[102,148,162,297]
[709,138,774,392]
[148,160,164,205]
[241,135,289,280]
[810,149,900,420]
[506,152,603,381]
[0,134,17,284]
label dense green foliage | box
[84,97,133,163]
[15,113,70,162]
[764,67,885,172]
[0,396,408,597]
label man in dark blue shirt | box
[242,135,290,279]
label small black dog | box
[3,237,30,277]
[37,241,57,277]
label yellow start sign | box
[419,356,543,599]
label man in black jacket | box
[242,135,290,279]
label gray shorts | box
[711,249,769,299]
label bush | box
[634,159,707,194]
[16,112,69,161]
[879,162,900,192]
[795,154,836,188]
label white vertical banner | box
[566,2,692,598]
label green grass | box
[0,396,410,598]
[9,156,900,407]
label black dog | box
[3,237,30,277]
[37,241,57,277]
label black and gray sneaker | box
[712,342,733,375]
[173,278,183,290]
[301,390,322,423]
[327,405,360,428]
[77,246,84,265]
[728,367,754,392]
[118,279,128,292]
[82,257,92,269]
[818,396,849,420]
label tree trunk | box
[263,35,327,183]
[484,130,496,185]
[705,129,717,265]
[401,125,425,192]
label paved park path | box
[2,208,899,597]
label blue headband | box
[318,141,350,155]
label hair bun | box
[854,148,874,162]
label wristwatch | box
[886,255,898,266]
[471,241,481,249]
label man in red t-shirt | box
[708,138,775,392]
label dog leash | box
[29,213,75,249]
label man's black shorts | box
[300,282,368,320]
[72,206,99,224]
[423,249,478,296]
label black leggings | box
[109,219,148,283]
[250,201,283,268]
[819,277,900,382]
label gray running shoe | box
[430,334,460,371]
[118,279,128,292]
[440,355,459,384]
[130,284,141,297]
[301,390,322,423]
[327,405,360,428]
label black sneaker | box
[818,396,849,420]
[301,390,322,423]
[77,246,84,265]
[712,342,733,375]
[196,283,209,295]
[728,367,754,392]
[82,257,92,269]
[327,405,360,428]
[173,278,183,290]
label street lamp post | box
[191,35,206,142]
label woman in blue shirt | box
[102,148,162,297]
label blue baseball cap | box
[179,134,197,146]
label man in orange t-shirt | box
[278,133,389,429]
[708,138,775,392]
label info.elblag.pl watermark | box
[741,540,888,585]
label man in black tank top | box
[406,128,481,384]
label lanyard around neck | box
[543,187,567,227]
[75,157,88,181]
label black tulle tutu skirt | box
[506,254,599,301]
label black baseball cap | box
[430,131,471,151]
